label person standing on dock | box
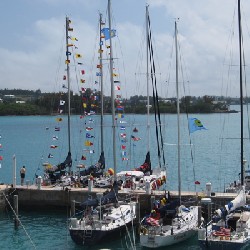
[20,166,26,186]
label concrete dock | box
[2,184,249,212]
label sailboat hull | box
[69,221,133,246]
[140,206,198,248]
[198,239,250,250]
[140,228,197,248]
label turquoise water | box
[0,107,249,249]
[0,209,200,250]
[0,107,247,192]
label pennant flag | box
[122,157,129,161]
[56,117,63,122]
[97,64,102,68]
[52,136,58,140]
[85,141,93,146]
[50,145,58,149]
[63,75,66,80]
[188,118,207,133]
[120,133,126,138]
[89,150,95,154]
[118,114,124,118]
[117,105,124,111]
[88,118,94,123]
[80,79,85,83]
[96,72,102,76]
[106,45,110,49]
[78,62,83,65]
[81,155,87,160]
[131,135,141,141]
[65,59,70,64]
[114,80,120,83]
[120,126,126,130]
[71,37,78,41]
[55,127,60,131]
[81,70,85,75]
[48,153,53,158]
[195,180,201,185]
[121,145,126,150]
[115,86,121,91]
[122,151,126,156]
[86,133,95,138]
[81,87,86,93]
[68,27,73,31]
[120,121,127,124]
[98,49,103,53]
[75,53,82,58]
[66,51,71,56]
[86,127,93,131]
[113,73,118,77]
[67,44,74,47]
[101,28,116,40]
[0,156,3,160]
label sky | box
[0,0,250,98]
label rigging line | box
[241,32,250,149]
[148,15,166,167]
[148,16,161,167]
[2,192,37,249]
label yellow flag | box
[75,54,82,58]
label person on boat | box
[20,166,26,186]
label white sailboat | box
[69,1,137,246]
[139,15,198,248]
[198,0,250,249]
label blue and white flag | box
[101,28,116,40]
[188,118,207,133]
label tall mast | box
[108,0,117,181]
[66,16,71,155]
[99,13,104,154]
[175,21,181,204]
[146,5,150,153]
[238,0,244,186]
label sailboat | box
[41,16,106,186]
[139,16,198,248]
[198,0,250,249]
[69,1,137,246]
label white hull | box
[140,206,198,248]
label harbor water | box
[0,106,248,249]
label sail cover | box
[225,186,246,212]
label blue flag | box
[188,118,207,133]
[101,28,116,40]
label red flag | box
[195,181,200,185]
[81,70,85,75]
[0,156,3,160]
[81,155,86,160]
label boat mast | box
[108,0,117,181]
[238,0,244,186]
[146,5,150,153]
[175,21,181,204]
[66,16,71,156]
[99,13,104,154]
